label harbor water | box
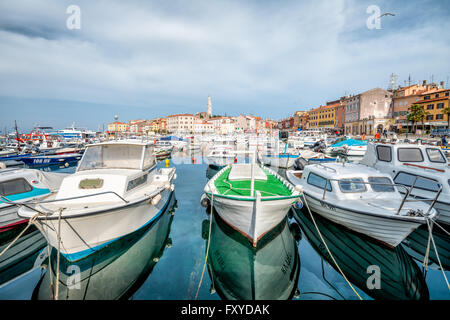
[0,149,449,300]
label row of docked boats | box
[201,141,449,251]
[1,141,177,265]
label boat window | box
[143,146,156,170]
[368,177,395,192]
[394,172,440,192]
[307,172,332,191]
[376,145,392,162]
[397,148,423,162]
[78,144,145,171]
[127,174,148,191]
[426,148,446,163]
[0,178,33,196]
[338,178,366,193]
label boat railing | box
[320,178,442,216]
[313,163,337,173]
[2,191,130,207]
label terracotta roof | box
[167,113,194,118]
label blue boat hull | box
[21,154,82,167]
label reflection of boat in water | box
[202,210,300,300]
[403,224,450,271]
[292,207,429,300]
[206,164,221,180]
[0,226,47,286]
[33,193,177,300]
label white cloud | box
[0,0,449,128]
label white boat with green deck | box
[203,160,302,247]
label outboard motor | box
[313,141,326,153]
[294,157,308,170]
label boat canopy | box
[331,138,367,148]
[77,143,154,171]
[160,136,184,141]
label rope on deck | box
[302,195,363,300]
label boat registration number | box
[319,200,336,211]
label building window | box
[435,94,439,98]
[426,115,433,120]
[424,95,430,100]
[436,114,444,120]
[427,104,434,110]
[437,103,444,109]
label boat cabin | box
[55,142,156,203]
[0,169,52,203]
[299,163,401,201]
[360,143,449,199]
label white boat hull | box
[346,146,367,156]
[31,189,173,261]
[207,157,235,167]
[259,155,297,169]
[302,192,424,247]
[207,194,298,246]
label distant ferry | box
[49,123,96,142]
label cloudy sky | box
[0,0,449,131]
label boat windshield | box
[78,144,145,171]
[338,178,366,193]
[368,177,395,192]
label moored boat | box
[21,153,82,168]
[286,162,440,247]
[17,141,176,262]
[203,157,302,247]
[361,142,450,225]
[0,168,66,233]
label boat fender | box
[293,200,303,209]
[164,181,171,189]
[294,185,303,193]
[151,194,162,205]
[200,194,210,208]
[170,184,175,191]
[173,173,177,180]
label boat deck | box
[214,166,292,197]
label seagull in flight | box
[379,12,395,18]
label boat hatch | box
[77,144,155,171]
[0,178,33,196]
[79,178,104,189]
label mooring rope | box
[0,211,40,258]
[425,218,450,290]
[302,194,363,300]
[54,208,64,300]
[195,192,214,299]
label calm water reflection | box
[203,210,300,300]
[34,193,176,300]
[0,148,448,300]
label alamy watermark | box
[366,5,381,30]
[66,5,81,30]
[366,265,381,290]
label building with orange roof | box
[167,113,196,133]
[308,104,336,129]
[415,82,450,129]
[392,81,438,131]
